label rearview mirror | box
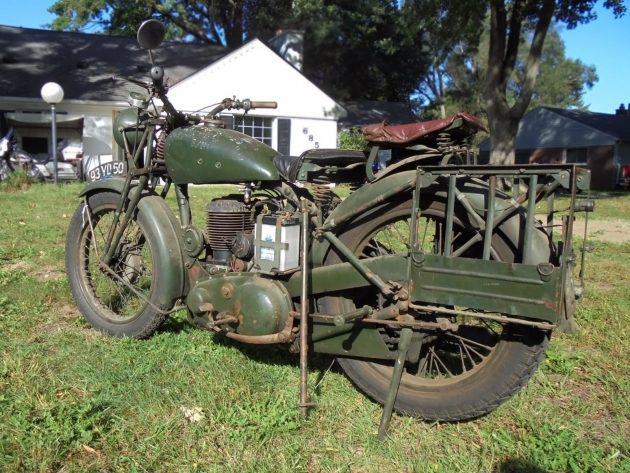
[137,19,165,50]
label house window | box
[566,148,587,164]
[234,116,273,146]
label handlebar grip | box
[249,101,278,109]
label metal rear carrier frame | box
[407,164,592,329]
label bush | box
[338,128,368,150]
[0,169,32,192]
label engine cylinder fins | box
[206,196,255,262]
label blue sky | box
[2,0,628,114]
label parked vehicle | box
[0,128,80,182]
[0,128,40,181]
[65,20,593,436]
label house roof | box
[479,106,630,151]
[0,25,227,102]
[339,100,417,127]
[543,107,630,141]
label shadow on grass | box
[495,458,548,473]
[155,310,344,385]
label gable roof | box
[543,107,630,141]
[0,25,227,102]
[168,38,344,120]
[339,100,418,127]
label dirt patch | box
[33,266,65,282]
[574,218,629,244]
[537,217,630,243]
[1,261,31,271]
[36,304,99,339]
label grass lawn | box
[0,182,628,472]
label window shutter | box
[220,115,234,129]
[277,118,291,155]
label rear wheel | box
[319,197,549,421]
[65,191,170,338]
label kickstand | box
[299,202,311,417]
[378,327,413,440]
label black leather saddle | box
[274,148,367,181]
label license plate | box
[87,161,127,182]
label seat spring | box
[312,177,335,215]
[436,132,454,153]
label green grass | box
[0,182,628,472]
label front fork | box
[101,173,148,265]
[100,123,165,266]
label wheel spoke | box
[446,332,494,351]
[460,339,478,366]
[79,207,153,322]
[458,343,466,372]
[416,355,429,377]
[428,351,435,376]
[429,346,453,377]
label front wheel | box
[319,197,550,421]
[65,191,171,338]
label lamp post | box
[40,82,64,184]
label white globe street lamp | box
[40,82,64,184]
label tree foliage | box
[293,0,428,101]
[48,0,625,163]
[518,28,598,109]
[48,0,292,46]
[407,0,486,117]
[48,0,428,101]
[418,26,599,118]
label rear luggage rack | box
[407,164,592,328]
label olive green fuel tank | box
[164,126,281,184]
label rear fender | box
[79,178,186,306]
[312,170,551,267]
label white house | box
[0,25,344,162]
[167,38,344,156]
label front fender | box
[79,178,186,306]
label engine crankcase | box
[187,273,292,336]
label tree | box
[417,26,599,119]
[407,0,486,117]
[292,0,429,101]
[49,0,430,102]
[48,0,292,47]
[521,28,598,109]
[484,0,625,165]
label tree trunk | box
[483,0,555,167]
[488,115,519,165]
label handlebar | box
[248,101,278,109]
[114,73,277,127]
[205,98,278,118]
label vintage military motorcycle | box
[65,20,592,436]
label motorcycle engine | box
[206,195,255,266]
[205,192,302,274]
